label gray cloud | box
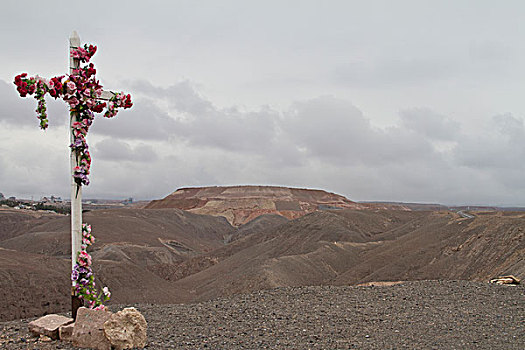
[93,138,158,163]
[2,81,525,206]
[90,97,176,140]
[453,114,525,170]
[130,80,283,154]
[400,108,460,141]
[469,40,511,63]
[0,79,34,126]
[332,58,459,88]
[85,80,525,205]
[282,96,439,166]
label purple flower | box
[71,269,79,281]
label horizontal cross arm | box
[97,90,118,101]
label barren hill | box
[145,185,364,226]
[1,201,523,322]
[0,208,235,320]
[172,209,524,302]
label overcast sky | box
[1,1,524,206]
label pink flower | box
[78,251,92,267]
[67,81,76,93]
[36,76,48,85]
[68,97,79,108]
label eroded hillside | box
[0,205,523,321]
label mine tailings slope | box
[145,185,365,226]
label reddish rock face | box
[146,186,364,226]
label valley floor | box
[1,280,523,349]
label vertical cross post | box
[69,31,83,319]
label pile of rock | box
[28,307,147,350]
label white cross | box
[69,31,123,315]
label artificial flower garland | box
[14,44,131,308]
[14,44,132,186]
[71,224,111,309]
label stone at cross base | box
[59,322,75,343]
[61,307,148,349]
[103,307,148,349]
[71,307,113,350]
[28,314,73,340]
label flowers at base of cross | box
[13,43,132,187]
[71,223,110,309]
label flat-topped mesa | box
[145,185,364,226]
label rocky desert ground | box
[1,281,523,349]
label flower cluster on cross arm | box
[13,44,133,186]
[71,224,111,309]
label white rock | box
[104,307,148,349]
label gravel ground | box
[1,280,523,349]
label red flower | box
[14,73,30,97]
[92,102,106,113]
[86,63,96,77]
[87,45,97,58]
[123,94,133,108]
[27,83,36,94]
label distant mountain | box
[145,186,364,226]
[360,201,525,212]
